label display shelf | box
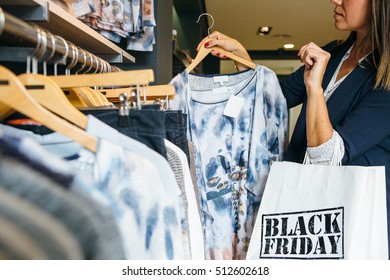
[1,0,46,5]
[0,0,135,63]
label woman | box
[198,0,390,256]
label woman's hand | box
[298,42,331,94]
[197,31,253,71]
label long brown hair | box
[343,0,389,90]
[371,0,390,90]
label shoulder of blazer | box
[321,39,353,57]
[321,40,341,52]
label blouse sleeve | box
[304,130,345,166]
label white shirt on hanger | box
[165,139,205,260]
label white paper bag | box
[246,161,388,260]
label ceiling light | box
[257,26,272,36]
[284,44,295,49]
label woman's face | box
[331,0,372,34]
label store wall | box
[173,0,219,75]
[173,7,199,58]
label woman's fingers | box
[196,37,229,59]
[195,31,252,70]
[196,37,211,51]
[298,42,331,90]
[196,31,229,51]
[298,42,329,68]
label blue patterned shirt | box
[170,66,288,259]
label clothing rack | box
[0,7,120,73]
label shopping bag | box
[246,161,388,260]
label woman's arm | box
[298,42,334,147]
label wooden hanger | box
[93,89,112,106]
[187,13,256,73]
[48,69,154,88]
[101,84,176,103]
[0,103,14,120]
[49,70,154,108]
[0,66,97,152]
[84,87,112,106]
[186,38,256,73]
[66,87,112,107]
[9,30,89,126]
[63,88,88,108]
[17,73,88,129]
[71,87,98,107]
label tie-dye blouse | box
[170,66,288,259]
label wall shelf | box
[0,0,135,63]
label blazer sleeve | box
[279,65,306,109]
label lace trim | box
[303,130,345,166]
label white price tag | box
[223,95,245,118]
[213,75,229,85]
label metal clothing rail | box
[0,7,120,73]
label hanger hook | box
[26,27,42,73]
[105,61,110,73]
[75,47,87,75]
[84,52,94,74]
[0,7,5,36]
[33,30,48,74]
[65,42,78,75]
[102,61,107,73]
[196,13,214,37]
[100,59,105,73]
[92,55,100,74]
[98,58,104,74]
[43,31,57,75]
[53,35,69,76]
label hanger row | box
[0,7,119,74]
[0,8,177,155]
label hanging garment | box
[0,187,83,260]
[0,118,185,260]
[80,108,168,158]
[165,140,205,260]
[72,0,156,51]
[101,0,125,25]
[126,0,156,51]
[70,0,92,17]
[0,121,77,187]
[0,117,86,159]
[84,115,186,259]
[80,108,196,257]
[169,66,288,259]
[126,26,155,52]
[165,142,191,259]
[80,108,191,162]
[165,110,191,165]
[0,133,126,260]
[188,140,201,215]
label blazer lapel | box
[325,58,376,125]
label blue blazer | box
[280,36,390,255]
